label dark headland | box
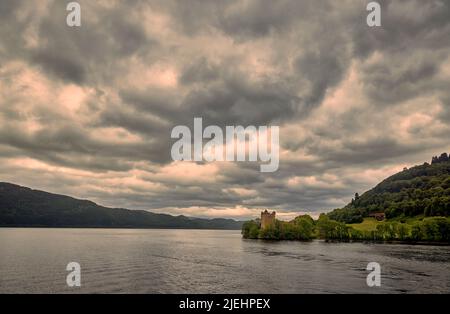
[0,182,243,230]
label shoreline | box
[2,226,449,246]
[0,225,242,231]
[243,237,450,246]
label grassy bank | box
[348,216,426,232]
[348,218,381,232]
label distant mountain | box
[0,182,243,229]
[328,153,450,223]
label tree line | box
[242,214,450,243]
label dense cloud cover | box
[0,0,449,219]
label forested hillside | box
[328,153,450,223]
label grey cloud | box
[1,0,154,84]
[294,49,349,108]
[360,52,444,104]
[32,48,86,84]
[179,58,220,85]
[439,97,450,122]
[349,1,450,105]
[1,0,450,218]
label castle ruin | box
[260,210,276,229]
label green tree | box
[242,220,260,239]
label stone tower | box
[260,210,276,229]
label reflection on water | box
[0,228,449,293]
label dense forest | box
[0,182,243,230]
[328,153,450,223]
[242,215,316,240]
[242,214,450,243]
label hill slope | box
[328,153,450,223]
[0,182,243,229]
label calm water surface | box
[0,228,449,293]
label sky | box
[0,0,450,220]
